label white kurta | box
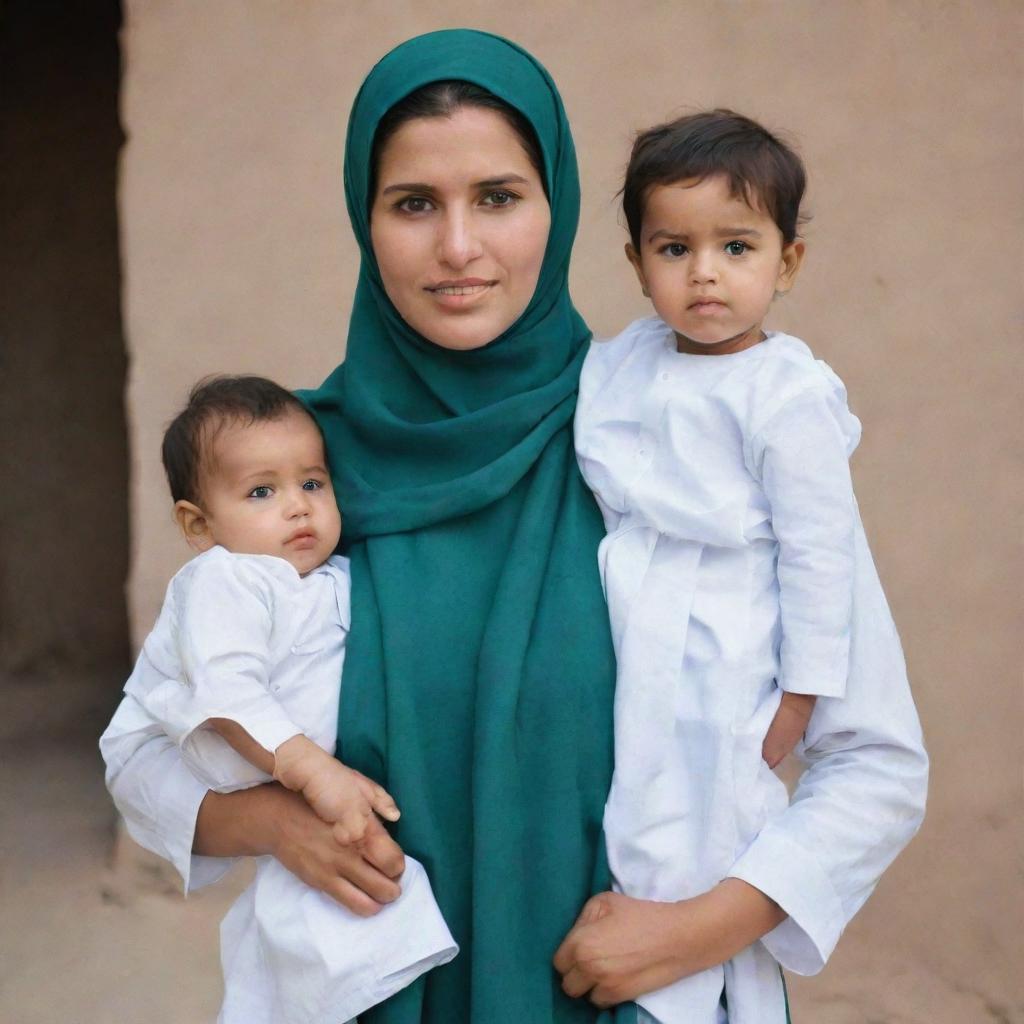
[575,317,926,1024]
[101,546,456,1024]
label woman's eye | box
[725,241,749,256]
[482,189,518,208]
[397,196,433,214]
[248,485,272,499]
[301,479,323,492]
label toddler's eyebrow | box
[647,227,764,243]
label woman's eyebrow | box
[380,181,437,195]
[473,174,530,188]
[380,174,531,196]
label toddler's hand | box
[761,691,816,769]
[273,735,400,843]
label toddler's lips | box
[285,530,317,549]
[688,299,727,315]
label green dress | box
[301,29,636,1024]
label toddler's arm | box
[761,691,816,768]
[753,385,858,700]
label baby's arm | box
[205,718,399,842]
[140,552,397,842]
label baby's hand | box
[273,735,400,844]
[761,692,817,769]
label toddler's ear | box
[776,240,806,295]
[625,243,650,297]
[174,500,215,553]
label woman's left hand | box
[553,880,787,1008]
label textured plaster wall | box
[119,2,1021,1019]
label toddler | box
[101,376,456,1024]
[575,111,865,1022]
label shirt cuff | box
[779,641,849,699]
[727,826,845,975]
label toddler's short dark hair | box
[162,375,309,504]
[622,109,806,249]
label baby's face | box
[626,174,804,355]
[193,410,341,576]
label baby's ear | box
[174,500,215,553]
[624,243,650,297]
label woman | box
[103,30,927,1023]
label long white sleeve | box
[727,515,928,974]
[99,691,235,893]
[135,551,304,772]
[752,387,856,698]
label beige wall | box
[121,1,1021,1019]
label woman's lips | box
[425,279,496,308]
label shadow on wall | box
[1,0,130,732]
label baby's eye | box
[397,195,433,214]
[660,242,688,258]
[301,479,323,492]
[724,241,750,256]
[481,189,519,208]
[248,485,273,499]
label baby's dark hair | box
[162,375,310,504]
[622,109,806,249]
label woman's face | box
[370,106,551,351]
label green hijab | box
[301,29,632,1024]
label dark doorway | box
[1,1,129,732]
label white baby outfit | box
[111,546,457,1024]
[575,318,863,1024]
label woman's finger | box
[358,818,406,878]
[334,847,403,905]
[325,874,385,917]
[559,965,595,999]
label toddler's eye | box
[660,242,688,258]
[301,479,323,492]
[725,241,749,256]
[248,485,272,499]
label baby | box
[102,376,455,1024]
[575,111,864,1022]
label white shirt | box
[100,547,457,1024]
[575,318,927,1023]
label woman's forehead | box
[374,107,542,189]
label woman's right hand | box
[195,781,406,916]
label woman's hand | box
[553,880,786,1008]
[195,780,406,916]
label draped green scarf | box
[300,30,632,1024]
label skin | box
[193,108,552,909]
[626,174,804,356]
[174,409,341,577]
[369,105,551,351]
[178,411,398,845]
[192,117,790,1006]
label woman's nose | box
[436,209,482,268]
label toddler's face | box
[626,174,804,355]
[181,410,341,576]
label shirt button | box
[661,372,670,382]
[638,448,646,457]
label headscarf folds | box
[300,30,631,1024]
